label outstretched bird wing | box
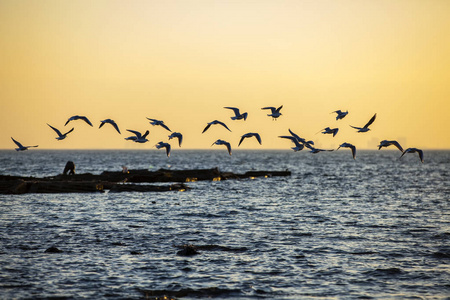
[47,124,63,136]
[11,137,23,148]
[217,121,231,132]
[126,129,142,138]
[254,133,262,145]
[276,105,283,112]
[110,121,121,134]
[391,140,403,152]
[160,123,172,132]
[261,107,276,113]
[363,113,377,129]
[64,128,75,135]
[81,116,93,126]
[224,107,240,116]
[202,124,211,133]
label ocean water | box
[0,150,449,299]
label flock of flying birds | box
[11,105,424,162]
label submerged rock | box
[176,244,199,256]
[45,246,63,253]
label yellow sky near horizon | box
[1,0,449,150]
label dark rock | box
[176,244,199,256]
[45,246,63,253]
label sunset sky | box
[1,0,449,150]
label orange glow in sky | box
[1,0,449,150]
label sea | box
[0,150,449,299]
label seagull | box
[350,113,376,132]
[378,140,403,152]
[65,115,93,127]
[238,133,262,146]
[261,105,283,120]
[278,136,305,152]
[202,120,231,133]
[155,142,171,157]
[332,110,348,120]
[47,123,74,140]
[124,136,138,141]
[99,119,121,134]
[337,142,356,159]
[212,139,232,155]
[320,127,339,137]
[288,129,314,146]
[224,107,248,121]
[147,118,171,132]
[126,129,149,143]
[305,143,334,154]
[11,137,38,151]
[168,132,183,147]
[400,148,424,163]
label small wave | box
[432,251,450,259]
[363,267,404,277]
[174,244,248,253]
[139,287,242,299]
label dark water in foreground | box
[1,150,449,299]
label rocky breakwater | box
[0,168,291,194]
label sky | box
[1,0,449,150]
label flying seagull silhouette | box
[350,113,376,132]
[168,132,183,147]
[11,137,38,151]
[332,110,348,120]
[337,142,356,159]
[47,124,74,140]
[320,127,339,137]
[65,115,93,127]
[400,148,424,163]
[305,143,334,154]
[126,129,149,143]
[238,133,262,146]
[202,120,231,133]
[224,107,248,121]
[147,118,171,132]
[288,129,314,146]
[378,140,403,152]
[99,119,121,134]
[262,105,283,120]
[212,139,232,155]
[155,142,171,157]
[278,136,305,152]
